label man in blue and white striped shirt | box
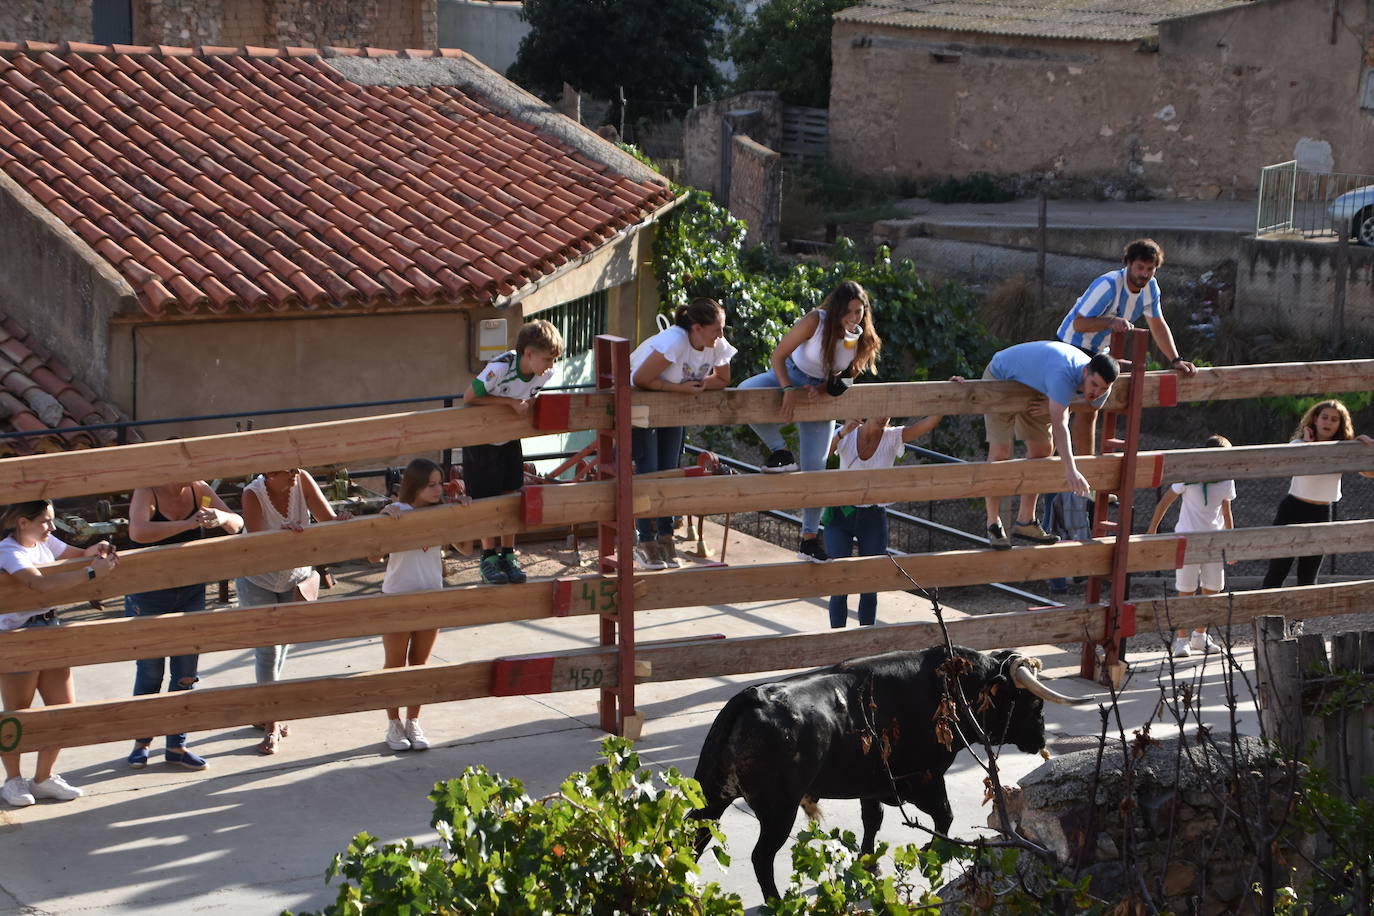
[1057,239,1197,454]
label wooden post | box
[1252,615,1301,752]
[1330,632,1361,800]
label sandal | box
[252,722,290,737]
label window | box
[537,290,607,355]
[92,0,133,44]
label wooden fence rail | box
[6,582,1373,753]
[3,442,1371,617]
[5,519,1371,675]
[0,359,1369,503]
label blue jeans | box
[235,577,297,684]
[126,584,207,747]
[822,506,888,628]
[738,358,834,534]
[632,425,685,542]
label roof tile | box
[0,45,675,315]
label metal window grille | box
[536,290,608,354]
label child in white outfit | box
[1147,435,1235,657]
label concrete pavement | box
[0,523,1263,914]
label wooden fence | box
[1,355,1373,752]
[1253,615,1374,799]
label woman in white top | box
[822,408,949,628]
[237,468,348,755]
[0,499,117,807]
[628,298,735,569]
[375,457,468,753]
[1261,400,1374,589]
[736,280,881,562]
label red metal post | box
[1078,328,1148,682]
[593,335,637,734]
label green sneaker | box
[480,553,509,584]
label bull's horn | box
[1011,658,1097,705]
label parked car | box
[1328,184,1374,246]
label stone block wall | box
[0,1,437,50]
[728,135,781,250]
[990,736,1298,914]
[682,90,783,199]
[0,1,93,43]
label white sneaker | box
[1171,638,1193,658]
[30,774,82,801]
[1,777,34,807]
[405,719,430,751]
[1190,631,1222,654]
[385,719,411,751]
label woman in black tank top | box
[123,481,242,772]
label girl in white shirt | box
[0,499,117,808]
[629,298,735,569]
[822,409,949,628]
[376,458,467,753]
[1147,435,1235,657]
[1261,400,1374,589]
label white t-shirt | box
[836,426,906,507]
[629,325,737,386]
[1170,479,1236,533]
[1286,440,1344,503]
[0,532,67,631]
[470,349,555,446]
[381,503,445,594]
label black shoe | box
[798,536,830,562]
[987,523,1012,550]
[762,449,798,473]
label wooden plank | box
[1296,634,1330,755]
[1252,616,1299,750]
[1,604,1107,751]
[7,435,1372,616]
[3,359,1369,503]
[10,580,1374,752]
[1,660,494,751]
[1160,440,1374,485]
[1133,582,1374,637]
[0,490,607,615]
[1331,632,1361,798]
[1180,519,1374,564]
[0,537,1179,672]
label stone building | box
[0,41,678,444]
[829,0,1374,199]
[0,1,437,51]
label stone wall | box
[830,0,1374,200]
[988,736,1298,914]
[728,135,781,250]
[682,90,784,199]
[0,1,437,49]
[0,1,92,43]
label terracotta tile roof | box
[0,42,677,317]
[835,0,1246,42]
[0,312,134,454]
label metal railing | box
[1255,160,1374,241]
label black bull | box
[691,646,1090,900]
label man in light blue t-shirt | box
[1057,238,1196,455]
[981,341,1118,549]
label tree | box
[730,0,851,108]
[507,0,735,124]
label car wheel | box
[1354,207,1374,247]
